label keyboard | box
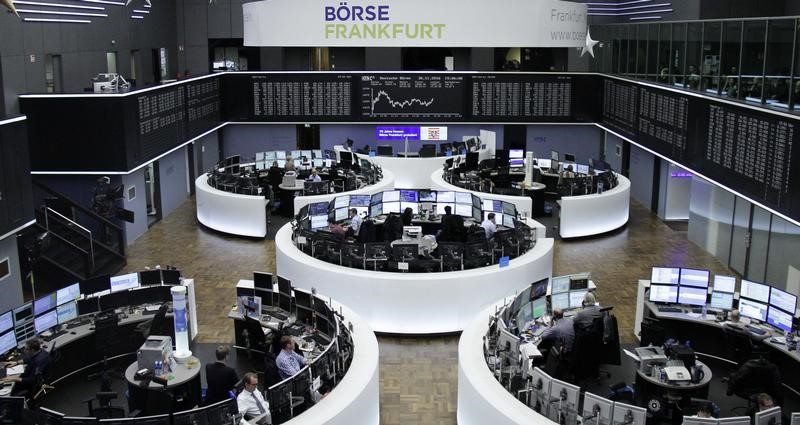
[141,309,157,316]
[312,333,330,346]
[747,325,768,336]
[66,319,90,329]
[691,307,704,314]
[43,329,68,341]
[657,306,683,313]
[268,312,289,321]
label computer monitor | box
[57,283,81,306]
[531,278,548,299]
[13,302,33,325]
[0,330,17,357]
[791,413,800,425]
[369,203,383,218]
[99,290,130,311]
[551,276,570,294]
[738,298,768,322]
[276,159,286,168]
[678,286,707,306]
[301,150,312,160]
[531,297,547,319]
[530,367,552,414]
[334,195,350,209]
[581,392,614,425]
[611,402,646,425]
[767,306,793,333]
[0,311,11,334]
[110,272,140,292]
[253,272,273,290]
[547,379,580,423]
[277,276,291,296]
[551,292,569,311]
[436,191,455,203]
[713,275,736,293]
[350,195,371,208]
[139,270,162,286]
[57,301,78,324]
[516,301,535,328]
[339,151,353,164]
[400,202,419,214]
[399,190,418,203]
[482,199,502,212]
[569,290,588,309]
[651,267,680,285]
[334,207,348,222]
[278,292,292,313]
[576,164,589,174]
[33,293,56,316]
[550,150,559,161]
[563,153,576,163]
[649,285,678,303]
[77,297,100,315]
[290,150,301,159]
[679,268,710,288]
[755,407,783,425]
[740,279,770,303]
[455,203,472,217]
[680,417,717,425]
[312,158,324,168]
[709,291,734,310]
[384,202,400,214]
[294,290,313,310]
[35,309,58,334]
[717,417,752,425]
[769,287,797,314]
[382,190,400,203]
[537,158,552,169]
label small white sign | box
[297,236,307,244]
[398,262,409,271]
[420,126,448,141]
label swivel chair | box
[571,316,604,385]
[341,242,366,269]
[84,392,126,419]
[722,325,754,365]
[242,316,268,359]
[463,240,493,269]
[727,357,782,414]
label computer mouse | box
[70,331,77,335]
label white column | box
[170,286,192,362]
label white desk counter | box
[195,174,268,238]
[558,174,630,239]
[429,169,534,218]
[293,168,396,214]
[458,300,557,425]
[284,298,380,425]
[275,221,553,334]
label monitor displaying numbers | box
[56,283,81,306]
[0,330,16,357]
[651,267,680,285]
[679,268,710,288]
[769,287,797,314]
[709,292,734,310]
[110,272,140,292]
[713,275,736,293]
[649,285,678,303]
[738,298,768,322]
[677,286,707,306]
[0,311,12,334]
[34,309,58,333]
[766,306,793,333]
[57,302,78,324]
[740,280,770,303]
[551,292,569,310]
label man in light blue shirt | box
[308,168,322,183]
[349,208,362,237]
[276,336,306,380]
[481,212,497,240]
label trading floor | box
[120,195,735,425]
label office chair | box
[571,316,605,384]
[92,313,126,382]
[464,240,493,269]
[242,316,268,359]
[727,357,782,414]
[722,325,754,365]
[341,242,366,269]
[84,392,126,419]
[438,242,464,271]
[639,317,666,347]
[357,219,377,243]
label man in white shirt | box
[307,168,322,183]
[481,212,497,240]
[237,372,271,424]
[348,208,362,237]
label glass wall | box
[594,17,800,114]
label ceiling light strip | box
[588,8,673,16]
[629,15,662,20]
[13,1,104,10]
[132,9,148,13]
[588,3,670,11]
[78,0,124,5]
[585,0,652,6]
[16,8,108,17]
[23,17,91,23]
[131,15,143,19]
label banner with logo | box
[243,0,587,48]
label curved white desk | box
[558,174,630,239]
[275,221,553,334]
[195,174,268,238]
[293,168,396,214]
[286,299,380,425]
[429,169,534,218]
[458,301,557,425]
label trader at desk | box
[237,372,272,424]
[1,338,50,395]
[538,309,575,353]
[573,292,603,330]
[347,208,362,238]
[307,168,322,183]
[481,212,497,240]
[276,336,307,380]
[205,345,239,405]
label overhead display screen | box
[251,74,354,120]
[470,74,573,121]
[185,76,221,138]
[360,74,465,120]
[135,85,186,160]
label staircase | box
[27,181,126,284]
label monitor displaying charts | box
[311,215,328,229]
[383,191,400,202]
[740,280,770,303]
[738,298,768,322]
[709,291,734,310]
[651,267,680,285]
[569,290,588,309]
[649,285,678,303]
[679,268,710,288]
[677,286,707,306]
[455,192,472,205]
[350,195,371,207]
[551,292,569,311]
[334,195,350,209]
[769,287,797,315]
[551,276,570,294]
[713,275,736,293]
[531,297,547,319]
[400,190,418,203]
[34,293,57,316]
[455,203,472,217]
[766,306,793,333]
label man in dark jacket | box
[205,345,239,405]
[1,338,50,396]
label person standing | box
[204,345,239,405]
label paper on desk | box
[6,365,24,375]
[623,349,640,362]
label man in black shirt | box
[1,338,50,396]
[204,345,239,405]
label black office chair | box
[726,357,782,414]
[341,242,365,269]
[242,316,268,359]
[92,313,126,381]
[722,325,754,365]
[438,242,464,271]
[571,316,605,384]
[639,317,666,347]
[357,219,377,243]
[84,392,126,419]
[463,240,493,269]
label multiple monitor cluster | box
[298,190,518,230]
[236,272,354,423]
[371,137,480,158]
[0,268,181,359]
[33,394,239,424]
[648,266,798,333]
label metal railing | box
[44,207,95,269]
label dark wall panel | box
[0,119,34,236]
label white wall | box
[158,146,190,219]
[121,168,148,245]
[660,163,691,220]
[688,177,735,266]
[0,235,24,313]
[628,144,655,208]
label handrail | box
[32,180,125,257]
[45,207,95,269]
[42,230,91,277]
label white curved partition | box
[367,155,452,188]
[195,174,268,238]
[559,174,631,239]
[430,169,533,218]
[276,222,554,334]
[293,168,396,213]
[458,301,556,425]
[287,299,380,425]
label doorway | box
[106,51,118,74]
[728,199,771,281]
[44,54,63,93]
[297,124,320,150]
[144,162,162,227]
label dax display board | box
[601,77,800,222]
[222,72,599,123]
